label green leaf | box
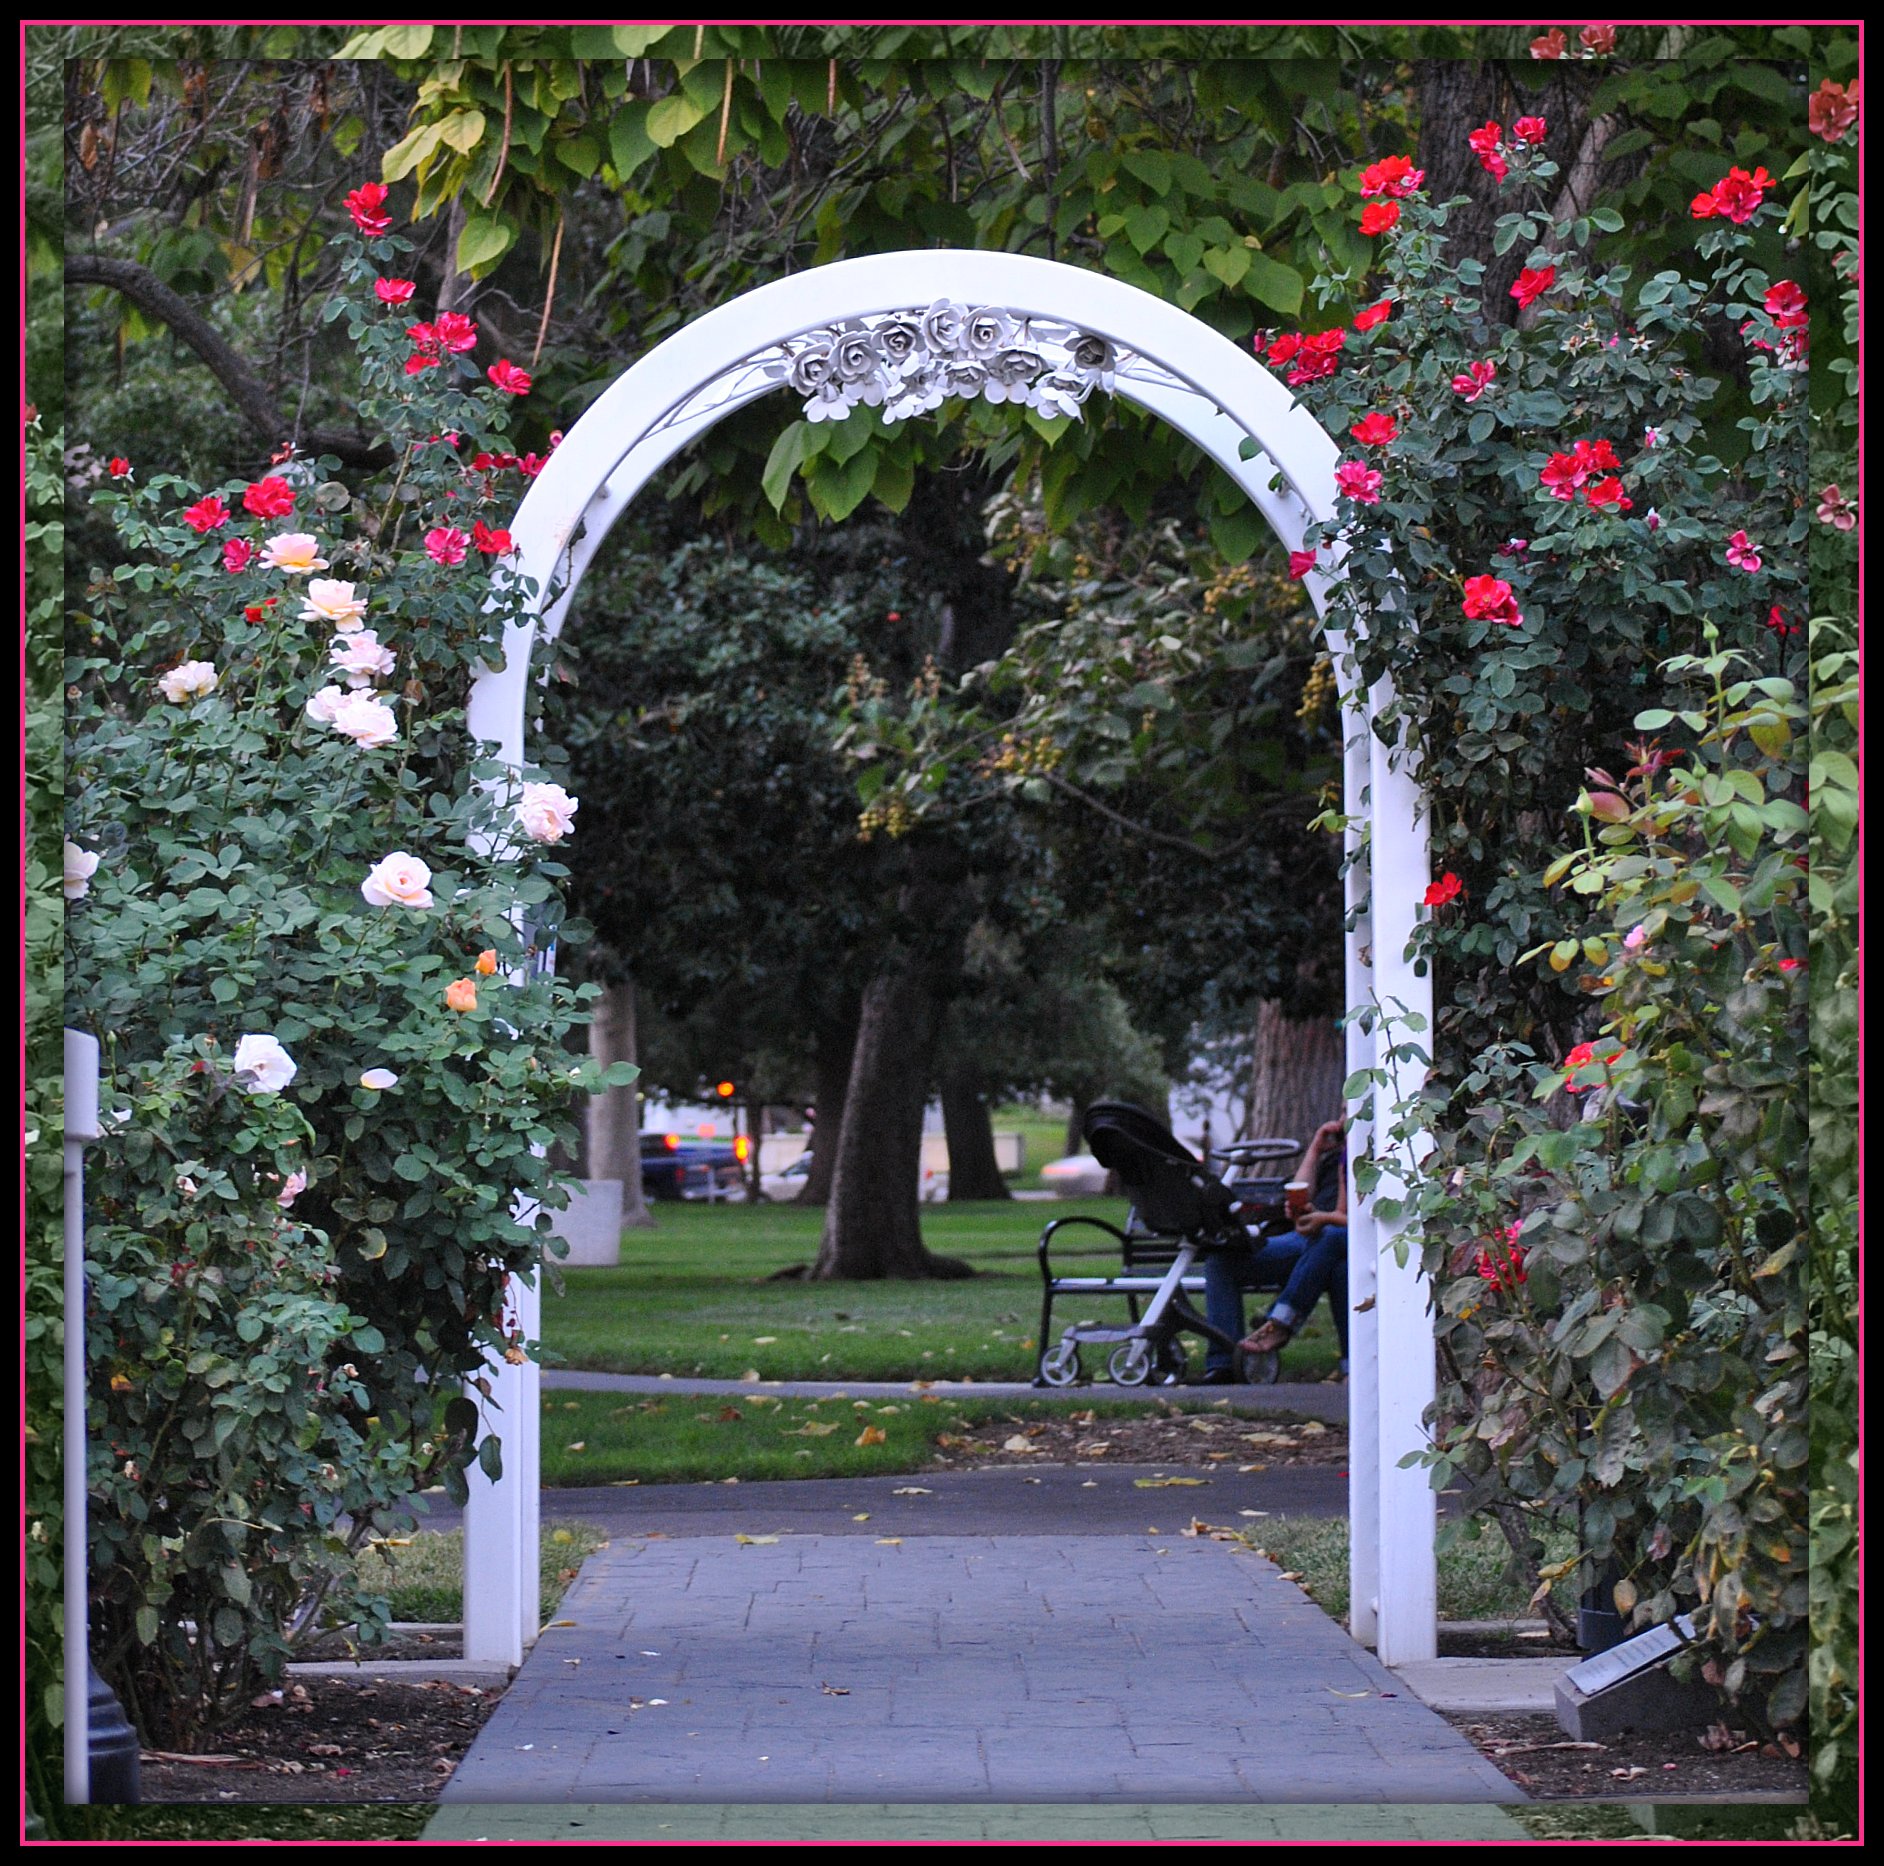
[646,94,710,149]
[381,24,435,57]
[437,110,487,156]
[1125,204,1171,254]
[457,213,516,276]
[1240,250,1303,316]
[761,421,814,513]
[1202,243,1251,288]
[382,121,446,187]
[612,26,673,55]
[609,105,656,179]
[1591,1336,1635,1399]
[136,1605,159,1647]
[477,1433,504,1480]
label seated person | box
[1200,1117,1349,1384]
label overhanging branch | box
[64,253,392,469]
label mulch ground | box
[1446,1710,1808,1801]
[927,1405,1348,1468]
[139,1676,501,1805]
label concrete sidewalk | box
[436,1532,1522,1811]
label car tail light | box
[734,1137,750,1163]
[663,1133,681,1150]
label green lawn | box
[545,1198,1341,1384]
[350,1519,610,1623]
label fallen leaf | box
[752,1337,777,1344]
[544,1619,578,1628]
[308,1743,344,1757]
[716,1407,744,1422]
[565,1441,586,1452]
[1134,1476,1205,1487]
[734,1534,779,1546]
[1237,1464,1268,1474]
[1610,1766,1648,1781]
[892,1486,931,1495]
[608,1479,641,1487]
[1327,1688,1372,1699]
[1279,1570,1306,1583]
[739,1369,761,1382]
[1238,1510,1269,1518]
[787,1422,840,1437]
[1181,1518,1214,1537]
[855,1425,886,1447]
[851,1513,870,1522]
[821,1684,851,1696]
[1002,1435,1037,1453]
[875,1537,903,1545]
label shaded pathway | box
[436,1532,1519,1808]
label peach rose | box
[330,629,396,687]
[300,578,369,631]
[445,977,479,1013]
[359,1068,401,1091]
[475,949,498,976]
[361,851,434,910]
[257,531,330,573]
[305,684,348,725]
[158,660,219,703]
[329,691,398,748]
[517,780,579,843]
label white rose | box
[64,839,101,900]
[330,629,396,688]
[232,1033,297,1094]
[301,578,369,631]
[361,851,434,910]
[329,691,398,748]
[359,1068,401,1091]
[517,781,579,843]
[305,685,348,725]
[158,660,219,704]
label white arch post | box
[459,251,1437,1669]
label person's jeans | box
[1202,1226,1350,1372]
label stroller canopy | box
[1082,1101,1241,1242]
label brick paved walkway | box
[437,1533,1521,1809]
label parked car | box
[640,1132,746,1202]
[758,1154,951,1202]
[1039,1153,1110,1196]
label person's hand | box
[1298,1210,1331,1234]
[1313,1119,1346,1145]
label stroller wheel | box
[1152,1339,1189,1385]
[1038,1341,1083,1387]
[1235,1345,1282,1386]
[1108,1341,1154,1387]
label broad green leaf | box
[761,421,814,512]
[646,94,710,149]
[381,25,435,57]
[456,213,515,276]
[438,109,487,156]
[1240,250,1303,315]
[382,121,447,186]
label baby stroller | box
[1034,1101,1300,1387]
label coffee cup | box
[1285,1181,1311,1219]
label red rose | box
[1357,154,1424,199]
[1423,871,1463,907]
[1334,461,1383,505]
[1578,24,1617,55]
[1584,476,1632,513]
[1529,28,1567,59]
[472,519,514,556]
[433,310,479,354]
[1461,574,1522,627]
[222,537,254,573]
[1763,280,1808,329]
[1265,332,1303,366]
[108,456,131,477]
[1809,79,1858,144]
[375,278,417,304]
[183,494,230,532]
[1358,201,1401,237]
[1352,299,1393,333]
[345,181,391,237]
[1510,266,1556,310]
[242,476,295,518]
[1287,549,1318,580]
[518,453,549,479]
[486,359,533,396]
[405,353,442,376]
[1350,412,1398,447]
[1692,167,1774,226]
[1511,116,1548,145]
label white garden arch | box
[460,249,1438,1669]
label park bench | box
[1031,1132,1302,1388]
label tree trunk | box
[1245,1000,1347,1151]
[940,1066,1010,1201]
[796,994,860,1206]
[587,978,654,1228]
[813,965,973,1279]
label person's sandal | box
[1238,1318,1294,1356]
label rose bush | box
[62,226,630,1742]
[1270,116,1814,1732]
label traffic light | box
[715,1080,736,1099]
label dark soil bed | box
[140,1675,500,1805]
[300,1630,464,1663]
[1445,1710,1809,1801]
